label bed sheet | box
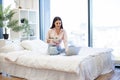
[0,47,114,80]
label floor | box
[0,68,120,80]
[0,75,26,80]
[96,68,120,80]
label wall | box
[14,0,38,10]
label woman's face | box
[54,20,61,29]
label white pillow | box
[0,43,24,53]
[21,40,48,54]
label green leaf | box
[7,20,18,28]
[12,26,24,32]
[0,5,31,34]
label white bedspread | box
[3,47,113,74]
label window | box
[50,0,88,46]
[92,0,120,58]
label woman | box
[46,16,68,55]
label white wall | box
[14,0,39,10]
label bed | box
[0,40,114,80]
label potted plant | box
[0,4,24,39]
[20,18,31,39]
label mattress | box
[0,47,114,80]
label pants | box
[48,45,65,55]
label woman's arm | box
[63,30,68,52]
[46,29,57,45]
[46,30,50,43]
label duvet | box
[0,47,114,80]
[3,47,113,73]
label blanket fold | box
[5,50,31,62]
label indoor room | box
[0,0,120,80]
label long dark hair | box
[50,16,63,29]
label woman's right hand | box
[47,39,56,46]
[47,39,51,43]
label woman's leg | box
[57,46,65,54]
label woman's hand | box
[47,39,51,43]
[53,39,62,46]
[47,39,58,46]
